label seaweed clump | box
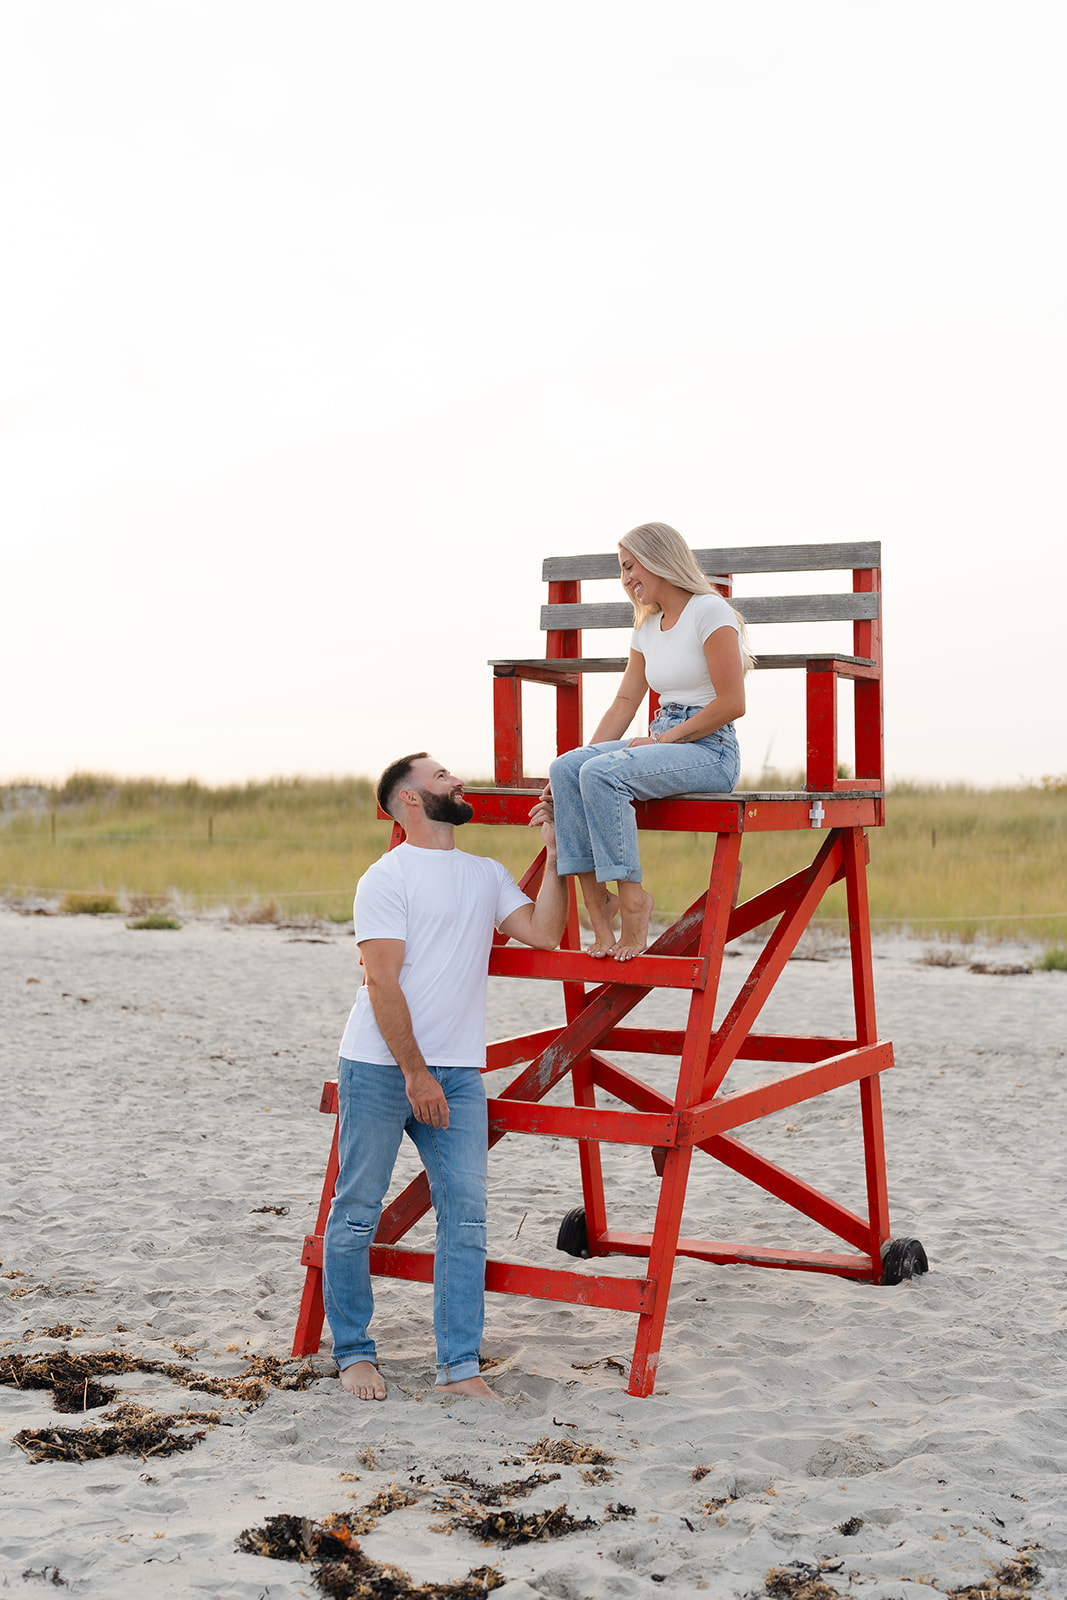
[948,1553,1043,1599]
[13,1402,217,1464]
[764,1564,844,1600]
[440,1470,560,1505]
[446,1502,597,1549]
[236,1513,504,1598]
[524,1436,614,1467]
[0,1346,321,1414]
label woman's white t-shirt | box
[338,843,531,1070]
[631,591,741,708]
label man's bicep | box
[359,938,406,983]
[498,905,536,945]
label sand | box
[2,903,1065,1599]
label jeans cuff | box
[436,1358,482,1385]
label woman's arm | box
[630,627,746,747]
[589,650,649,743]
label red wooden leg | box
[628,1143,695,1396]
[291,1096,340,1357]
[572,1053,608,1253]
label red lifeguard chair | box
[292,540,927,1397]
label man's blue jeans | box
[549,705,741,883]
[323,1058,488,1385]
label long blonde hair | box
[620,521,756,673]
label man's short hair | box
[376,752,429,821]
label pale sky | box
[3,1,1065,789]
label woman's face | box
[619,548,662,608]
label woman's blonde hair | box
[619,521,756,672]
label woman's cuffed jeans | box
[323,1058,488,1385]
[549,705,741,883]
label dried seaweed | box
[236,1514,504,1599]
[316,1554,504,1600]
[447,1502,597,1548]
[326,1488,419,1536]
[948,1554,1043,1599]
[236,1513,357,1564]
[13,1409,206,1464]
[440,1470,560,1505]
[525,1435,614,1466]
[765,1564,843,1600]
[0,1345,321,1415]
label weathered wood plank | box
[489,653,876,674]
[542,541,880,581]
[541,593,879,630]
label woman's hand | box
[626,736,658,748]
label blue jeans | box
[323,1058,488,1385]
[549,704,741,883]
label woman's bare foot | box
[613,885,654,961]
[580,874,618,956]
[339,1360,386,1400]
[435,1375,499,1400]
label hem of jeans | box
[435,1358,481,1385]
[594,863,642,884]
[556,856,595,877]
[333,1348,377,1370]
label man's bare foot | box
[613,886,654,961]
[339,1360,386,1400]
[435,1374,499,1400]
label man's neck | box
[399,818,457,851]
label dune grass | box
[2,772,1065,944]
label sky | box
[3,1,1065,789]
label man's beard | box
[420,789,474,826]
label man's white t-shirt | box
[338,843,532,1070]
[632,592,742,709]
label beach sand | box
[2,905,1065,1598]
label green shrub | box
[1039,944,1067,971]
[59,891,120,915]
[126,914,182,931]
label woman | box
[545,522,753,961]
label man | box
[323,752,567,1401]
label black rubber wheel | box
[881,1237,929,1285]
[556,1206,591,1259]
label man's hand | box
[528,790,556,853]
[404,1065,450,1129]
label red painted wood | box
[547,578,583,755]
[806,667,837,791]
[493,675,524,786]
[600,1232,874,1277]
[366,1245,652,1314]
[685,1043,894,1142]
[572,1053,608,1254]
[704,833,846,1097]
[489,946,707,988]
[487,1098,675,1146]
[853,565,883,788]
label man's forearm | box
[528,846,570,947]
[364,976,427,1082]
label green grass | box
[2,772,1065,941]
[126,914,183,931]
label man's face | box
[409,757,474,826]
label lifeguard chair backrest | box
[539,541,882,794]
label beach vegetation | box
[58,890,121,915]
[126,914,182,930]
[2,773,1064,942]
[1038,943,1067,971]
